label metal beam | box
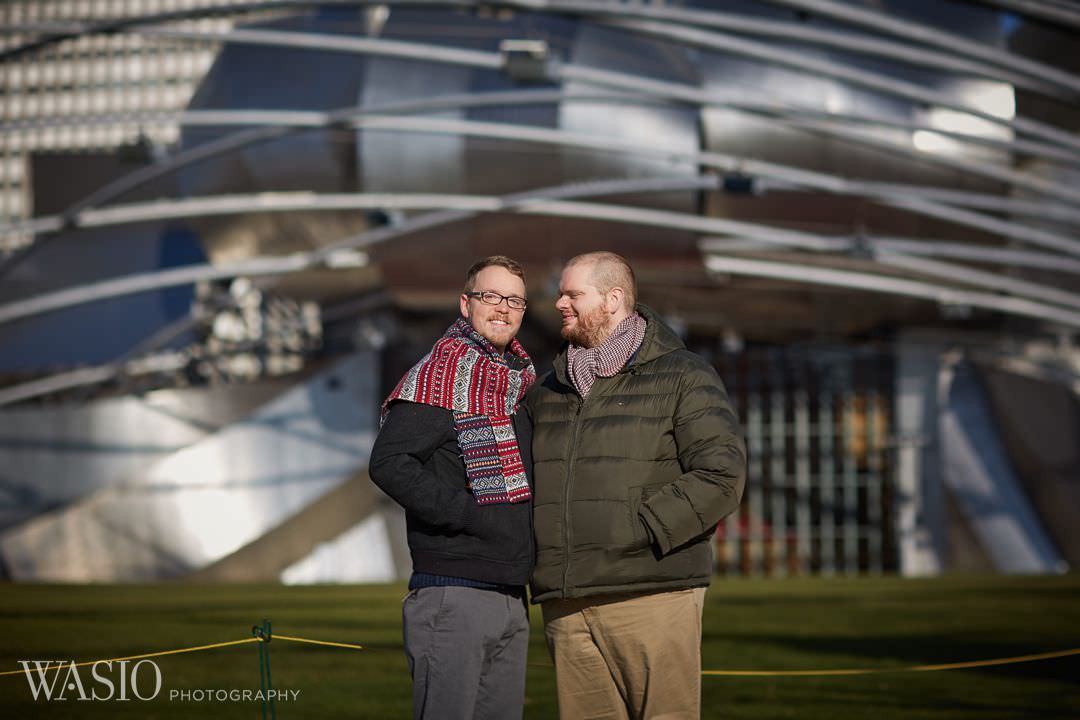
[600,16,1080,155]
[0,314,196,407]
[6,16,1076,155]
[5,113,1080,258]
[111,22,1080,156]
[855,183,1080,226]
[701,235,1080,277]
[787,115,1080,203]
[332,116,1080,249]
[5,183,1079,326]
[8,100,1077,169]
[702,254,1080,329]
[3,25,1074,278]
[3,22,1077,278]
[0,187,843,252]
[751,0,1080,96]
[9,104,1079,222]
[538,0,1061,96]
[15,187,1080,281]
[3,0,1077,101]
[883,194,1080,257]
[947,0,1080,33]
[874,251,1080,311]
[0,291,391,408]
[0,254,311,326]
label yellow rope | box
[5,633,1077,680]
[274,634,365,651]
[0,638,259,677]
[701,647,1080,677]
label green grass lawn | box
[1,574,1078,719]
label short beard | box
[561,306,611,348]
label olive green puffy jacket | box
[529,305,746,603]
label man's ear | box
[608,287,625,313]
[460,294,471,318]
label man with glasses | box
[370,256,535,720]
[529,251,746,720]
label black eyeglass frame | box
[464,291,528,311]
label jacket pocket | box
[627,486,654,552]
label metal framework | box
[0,5,1075,340]
[4,0,1078,98]
[2,1,1078,581]
[4,111,1076,259]
[751,0,1080,95]
[3,3,1076,266]
[5,24,1074,232]
[3,185,1079,328]
[965,0,1080,31]
[7,19,1073,156]
[712,345,894,575]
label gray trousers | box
[403,586,530,720]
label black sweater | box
[368,401,535,586]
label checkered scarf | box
[567,313,647,397]
[381,318,536,505]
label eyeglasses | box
[465,291,528,311]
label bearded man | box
[370,256,535,720]
[528,251,746,720]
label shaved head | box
[564,251,637,313]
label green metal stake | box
[253,619,276,720]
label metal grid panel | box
[712,345,896,576]
[0,0,235,253]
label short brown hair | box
[464,255,526,293]
[566,251,636,311]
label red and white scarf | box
[567,313,647,397]
[381,318,536,505]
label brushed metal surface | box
[0,352,377,581]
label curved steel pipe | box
[9,105,1080,214]
[750,0,1080,97]
[702,255,1080,329]
[3,0,1077,100]
[3,114,1078,261]
[964,0,1080,31]
[102,23,1080,155]
[8,102,1077,168]
[4,184,1079,327]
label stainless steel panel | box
[178,12,370,277]
[698,0,1013,253]
[939,360,1066,573]
[0,378,294,531]
[561,23,699,215]
[0,352,377,581]
[281,510,403,584]
[360,57,470,195]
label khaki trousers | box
[542,587,707,720]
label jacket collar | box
[553,303,684,385]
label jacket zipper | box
[558,364,639,597]
[561,394,584,596]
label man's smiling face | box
[460,265,526,352]
[555,261,611,349]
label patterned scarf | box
[381,318,536,505]
[567,313,647,397]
